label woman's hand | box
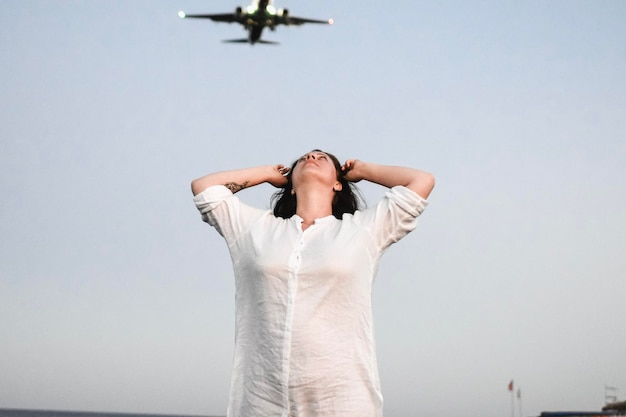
[341,159,365,183]
[268,164,290,188]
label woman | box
[192,150,434,417]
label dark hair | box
[271,149,364,219]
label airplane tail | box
[222,38,279,45]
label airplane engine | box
[235,6,243,17]
[281,9,289,18]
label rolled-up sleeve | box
[193,185,269,244]
[354,185,429,252]
[193,185,235,226]
[385,186,428,217]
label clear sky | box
[1,1,625,416]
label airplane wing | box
[178,11,240,23]
[285,16,333,25]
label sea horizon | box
[0,408,224,417]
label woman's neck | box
[294,187,334,226]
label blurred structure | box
[602,401,626,415]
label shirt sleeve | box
[193,185,268,245]
[353,185,429,253]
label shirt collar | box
[292,214,336,224]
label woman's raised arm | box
[191,164,290,196]
[341,160,435,199]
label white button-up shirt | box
[194,185,428,417]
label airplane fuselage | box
[241,6,278,43]
[248,25,265,43]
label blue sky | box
[1,1,625,416]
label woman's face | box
[291,150,340,189]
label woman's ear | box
[333,182,342,192]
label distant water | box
[0,410,224,417]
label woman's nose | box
[306,153,316,160]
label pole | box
[511,389,515,417]
[509,380,515,417]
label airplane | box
[178,0,333,45]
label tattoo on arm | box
[224,181,249,193]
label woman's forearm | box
[344,160,435,199]
[191,165,287,196]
